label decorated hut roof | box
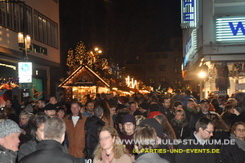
[58,66,110,88]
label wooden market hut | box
[58,65,110,102]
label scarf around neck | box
[230,133,245,151]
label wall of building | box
[0,0,60,99]
[126,38,183,90]
[182,0,245,97]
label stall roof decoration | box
[59,65,110,88]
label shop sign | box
[18,62,32,83]
[181,0,198,28]
[183,29,197,68]
[216,17,245,42]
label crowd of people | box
[0,90,245,163]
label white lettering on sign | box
[216,17,245,42]
[181,0,198,28]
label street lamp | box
[198,70,207,100]
[18,32,31,60]
[198,71,207,78]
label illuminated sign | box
[184,29,197,67]
[216,17,245,42]
[181,0,197,28]
[18,62,32,83]
[125,76,138,89]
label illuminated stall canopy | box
[59,65,110,102]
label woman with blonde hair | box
[93,126,132,163]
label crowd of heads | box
[0,90,244,162]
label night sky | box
[59,0,182,75]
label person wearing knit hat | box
[122,114,136,125]
[120,114,136,156]
[0,119,21,163]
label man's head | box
[71,101,81,116]
[85,101,94,112]
[162,97,171,109]
[129,101,138,113]
[43,117,66,143]
[37,99,46,109]
[187,98,196,109]
[200,99,210,113]
[195,117,214,140]
[19,111,32,126]
[94,106,104,119]
[32,114,48,141]
[49,96,57,105]
[109,104,117,115]
[0,119,21,151]
[175,110,185,121]
[5,100,12,108]
[43,104,57,118]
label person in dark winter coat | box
[211,98,223,115]
[184,98,197,121]
[221,122,245,163]
[120,114,136,156]
[170,110,190,139]
[0,119,21,163]
[18,113,48,161]
[176,117,220,163]
[221,104,240,127]
[211,114,230,148]
[19,111,34,146]
[159,97,172,120]
[84,106,105,160]
[20,117,79,163]
[189,99,217,132]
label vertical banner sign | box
[181,0,197,28]
[183,29,197,68]
[18,62,32,83]
[216,17,245,42]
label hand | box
[101,150,114,163]
[234,109,240,116]
[21,129,26,135]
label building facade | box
[126,38,183,91]
[181,0,245,98]
[0,0,60,101]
